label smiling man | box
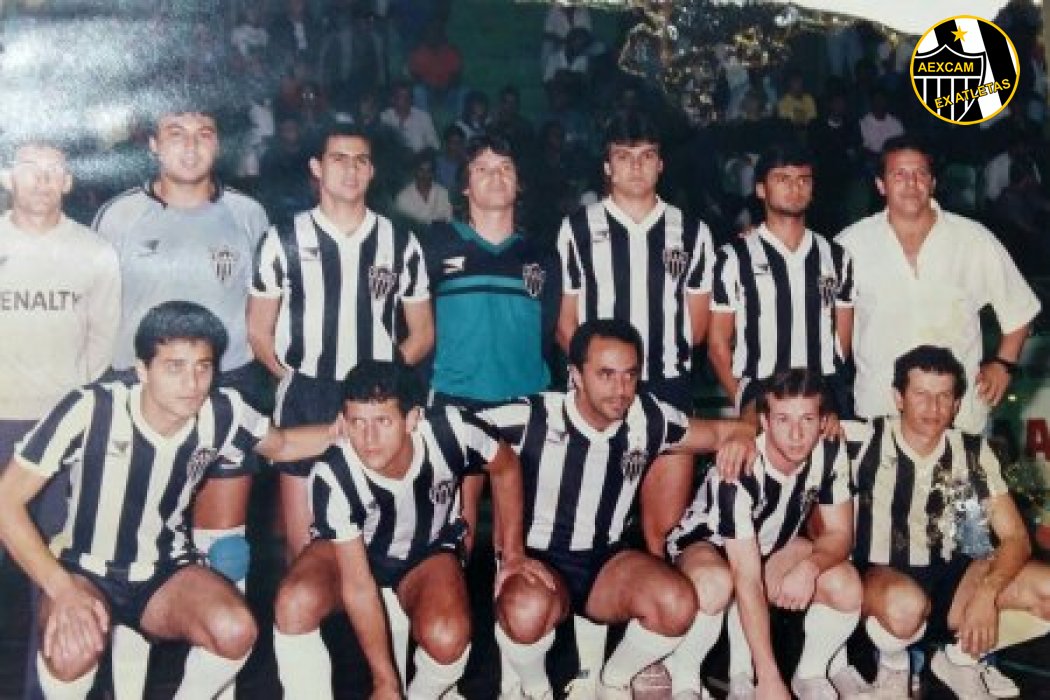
[249,124,433,562]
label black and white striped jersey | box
[558,198,714,380]
[480,391,689,553]
[711,226,853,380]
[15,382,268,581]
[309,406,499,563]
[845,417,1009,567]
[252,208,430,380]
[668,433,851,559]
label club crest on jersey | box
[662,247,690,280]
[210,246,238,284]
[364,500,381,533]
[138,240,160,257]
[368,265,398,300]
[429,479,456,505]
[522,263,546,298]
[620,446,648,482]
[186,447,218,483]
[818,274,838,307]
[800,485,821,514]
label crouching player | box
[0,301,341,700]
[272,360,550,699]
[665,369,867,700]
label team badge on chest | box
[210,246,238,284]
[429,479,456,505]
[662,247,690,281]
[186,447,219,483]
[522,263,546,298]
[368,265,398,300]
[620,446,649,482]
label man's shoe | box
[830,666,876,698]
[870,661,910,698]
[790,675,839,700]
[930,649,994,699]
[979,662,1020,699]
[727,673,756,700]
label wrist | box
[983,356,1020,376]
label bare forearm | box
[734,576,780,681]
[982,536,1031,599]
[258,424,334,463]
[399,332,432,365]
[343,586,401,689]
[488,462,525,559]
[708,343,739,402]
[995,324,1030,363]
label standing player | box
[272,360,550,699]
[665,370,865,700]
[707,144,854,428]
[848,346,1050,698]
[249,124,433,561]
[0,302,340,700]
[556,111,715,686]
[485,319,756,699]
[837,135,1040,435]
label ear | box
[758,411,769,434]
[404,406,422,434]
[148,135,159,158]
[603,161,611,179]
[755,181,766,202]
[135,359,149,385]
[61,170,74,196]
[892,388,904,414]
[568,365,581,391]
[308,156,322,181]
[875,176,886,197]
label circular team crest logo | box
[911,16,1019,125]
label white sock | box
[574,615,608,681]
[111,625,150,700]
[273,627,333,700]
[664,609,723,694]
[407,645,470,700]
[36,654,97,700]
[497,622,521,693]
[944,642,979,666]
[796,604,860,680]
[495,624,555,697]
[172,646,249,699]
[994,609,1050,652]
[828,646,848,676]
[381,587,411,690]
[866,617,924,671]
[727,602,754,679]
[601,621,683,688]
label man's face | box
[760,394,825,470]
[392,87,412,114]
[569,337,640,430]
[136,339,215,427]
[310,135,374,207]
[757,164,813,218]
[877,148,935,219]
[605,142,662,200]
[150,112,219,187]
[465,148,517,212]
[3,145,71,218]
[894,369,960,444]
[343,399,417,474]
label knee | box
[644,572,698,637]
[816,563,863,611]
[689,566,733,615]
[497,578,560,644]
[44,648,101,684]
[275,576,327,634]
[875,586,929,639]
[205,603,258,659]
[416,610,471,665]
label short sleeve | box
[477,399,534,451]
[401,233,431,302]
[251,227,287,298]
[15,389,90,479]
[818,440,853,505]
[686,221,715,294]
[434,407,501,475]
[710,245,740,313]
[557,218,582,295]
[834,244,855,308]
[711,474,757,541]
[656,399,690,451]
[309,462,364,543]
[973,437,1009,501]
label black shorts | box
[61,556,198,635]
[643,375,694,415]
[367,522,466,589]
[857,555,973,644]
[274,372,345,477]
[526,544,625,617]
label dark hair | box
[341,360,423,414]
[442,124,467,143]
[879,134,934,177]
[756,369,827,415]
[568,319,644,370]
[311,123,372,160]
[134,301,229,365]
[602,111,661,158]
[755,143,814,184]
[147,84,223,135]
[892,345,967,398]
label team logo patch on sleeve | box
[910,16,1018,125]
[662,247,690,281]
[186,447,219,483]
[522,263,546,298]
[368,265,398,300]
[620,446,649,482]
[210,246,238,284]
[429,479,457,505]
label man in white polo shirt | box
[836,135,1040,434]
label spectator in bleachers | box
[407,20,463,116]
[454,90,490,141]
[810,90,863,232]
[541,0,592,71]
[435,124,467,191]
[730,68,775,122]
[381,80,440,152]
[489,85,535,156]
[522,119,590,248]
[317,1,384,105]
[395,148,453,228]
[543,78,598,159]
[230,6,269,59]
[991,156,1050,275]
[270,0,325,67]
[259,115,315,225]
[858,89,904,158]
[775,69,817,127]
[984,128,1033,204]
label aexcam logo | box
[910,15,1019,126]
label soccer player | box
[0,301,340,700]
[556,111,715,688]
[249,123,434,561]
[837,135,1040,435]
[708,144,854,429]
[847,346,1050,698]
[271,360,550,699]
[665,369,864,700]
[484,319,756,699]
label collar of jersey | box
[563,389,625,441]
[144,178,222,207]
[878,199,946,259]
[888,417,949,469]
[756,223,814,261]
[311,206,377,243]
[350,431,425,489]
[755,432,807,482]
[602,196,666,235]
[451,220,521,253]
[128,383,198,448]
